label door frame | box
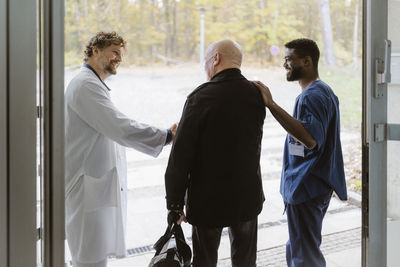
[37,0,393,266]
[362,0,389,266]
[1,0,38,266]
[41,0,65,266]
[0,0,8,265]
[1,0,393,266]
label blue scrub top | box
[280,80,347,205]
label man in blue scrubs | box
[253,38,347,267]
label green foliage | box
[64,50,82,66]
[65,0,363,67]
[320,64,362,130]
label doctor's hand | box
[252,81,274,108]
[169,123,178,143]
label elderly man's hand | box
[252,81,274,108]
[168,209,187,225]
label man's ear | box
[92,46,100,56]
[304,56,313,68]
[213,52,221,67]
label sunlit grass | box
[320,64,362,131]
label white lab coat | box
[64,67,167,263]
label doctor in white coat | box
[65,31,176,267]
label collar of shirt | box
[209,68,244,83]
[83,63,112,91]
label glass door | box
[364,0,400,266]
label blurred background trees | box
[65,0,362,67]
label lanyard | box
[83,63,111,91]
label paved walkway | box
[105,208,361,267]
[219,228,361,267]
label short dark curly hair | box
[285,38,320,70]
[84,31,126,62]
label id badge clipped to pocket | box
[289,142,304,157]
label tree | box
[64,0,360,67]
[352,0,360,68]
[318,0,336,66]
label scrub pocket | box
[83,168,119,212]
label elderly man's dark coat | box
[165,68,266,227]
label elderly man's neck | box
[214,64,241,76]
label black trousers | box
[191,217,258,267]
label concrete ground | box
[106,196,361,267]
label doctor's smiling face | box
[84,31,126,80]
[97,44,123,76]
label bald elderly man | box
[165,40,266,267]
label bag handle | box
[153,223,180,253]
[153,222,192,265]
[172,224,192,265]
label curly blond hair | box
[84,31,126,62]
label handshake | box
[166,123,178,145]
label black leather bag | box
[148,222,192,267]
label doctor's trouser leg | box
[72,258,108,267]
[192,217,257,267]
[285,191,332,267]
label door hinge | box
[374,123,400,142]
[374,123,386,142]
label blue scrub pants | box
[285,191,332,267]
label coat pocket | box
[83,167,119,212]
